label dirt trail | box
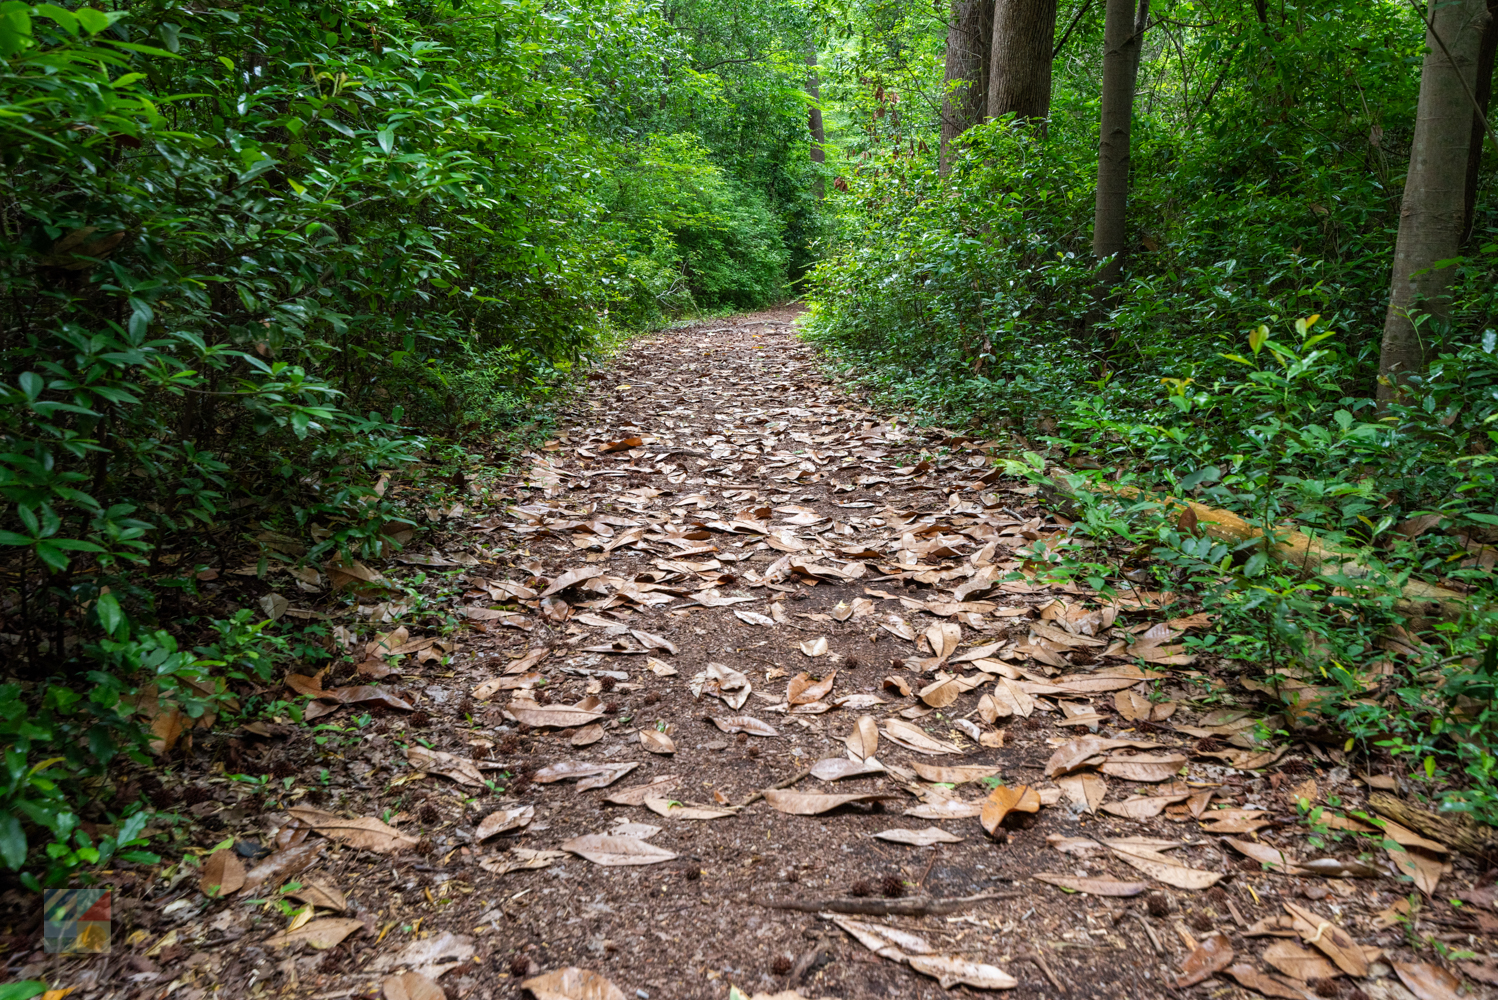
[49,308,1495,1000]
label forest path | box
[104,308,1460,1000]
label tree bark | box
[988,0,1060,124]
[807,45,826,198]
[1379,0,1492,401]
[940,0,995,172]
[1091,0,1149,291]
[1461,0,1498,245]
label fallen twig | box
[738,766,813,808]
[759,890,1018,916]
[1022,948,1065,994]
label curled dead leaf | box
[980,784,1041,835]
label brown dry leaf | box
[646,657,678,677]
[810,758,886,781]
[799,637,829,657]
[149,707,189,754]
[788,670,836,705]
[575,764,641,791]
[1113,689,1152,721]
[1261,940,1339,981]
[763,790,892,815]
[1044,736,1160,778]
[643,797,736,821]
[285,879,347,912]
[873,828,964,847]
[639,729,675,754]
[510,701,606,728]
[521,966,627,1000]
[540,566,604,597]
[533,761,637,785]
[476,806,535,841]
[906,955,1018,991]
[264,916,363,950]
[846,715,879,759]
[1108,843,1223,889]
[1055,773,1106,813]
[903,797,985,820]
[1174,932,1234,987]
[1225,837,1297,873]
[1386,844,1448,896]
[1392,962,1462,1000]
[559,834,678,866]
[1099,791,1191,819]
[977,692,1007,723]
[713,715,778,736]
[286,807,420,854]
[571,724,604,747]
[1223,963,1312,998]
[383,972,445,1000]
[629,629,678,655]
[882,718,963,755]
[602,776,680,806]
[1282,902,1367,977]
[882,675,912,697]
[980,784,1041,835]
[923,622,961,660]
[478,847,567,876]
[200,848,246,898]
[1373,817,1449,854]
[878,614,917,641]
[1199,808,1273,833]
[917,674,962,708]
[911,762,1003,784]
[406,746,485,787]
[241,841,326,893]
[1031,873,1148,896]
[1100,753,1187,783]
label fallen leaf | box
[571,724,604,747]
[646,657,678,676]
[903,798,985,819]
[882,718,963,755]
[286,807,420,854]
[1261,940,1339,981]
[1108,843,1223,889]
[911,762,1003,784]
[241,841,327,893]
[788,670,836,705]
[640,729,675,754]
[1100,753,1188,783]
[846,715,879,759]
[264,916,363,949]
[712,715,778,736]
[1386,844,1448,896]
[873,827,964,847]
[630,629,678,655]
[1223,963,1311,998]
[735,609,776,627]
[285,878,347,912]
[1031,873,1149,896]
[1175,932,1234,987]
[799,637,829,657]
[1055,773,1107,813]
[1393,962,1462,1000]
[478,847,567,876]
[510,703,606,729]
[644,797,736,821]
[1282,902,1367,977]
[1044,736,1160,778]
[602,776,680,806]
[917,675,962,708]
[922,622,961,660]
[810,758,886,781]
[383,972,445,1000]
[200,848,246,898]
[980,784,1041,835]
[534,761,633,785]
[1099,791,1191,819]
[906,954,1017,991]
[149,707,189,754]
[540,566,604,597]
[691,662,752,709]
[521,966,627,1000]
[559,835,677,866]
[406,746,485,787]
[1225,837,1298,873]
[883,675,912,697]
[476,806,535,841]
[763,790,892,815]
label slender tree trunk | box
[1092,0,1149,291]
[1461,0,1498,245]
[940,0,995,172]
[1379,0,1492,401]
[988,0,1060,125]
[807,45,827,198]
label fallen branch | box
[1053,472,1474,621]
[1369,791,1498,861]
[760,890,1018,916]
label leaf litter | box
[110,311,1488,1000]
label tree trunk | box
[940,0,995,172]
[1091,0,1149,291]
[807,45,826,198]
[1461,0,1498,245]
[1379,0,1492,401]
[988,0,1060,125]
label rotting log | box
[1051,471,1474,622]
[1370,791,1498,861]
